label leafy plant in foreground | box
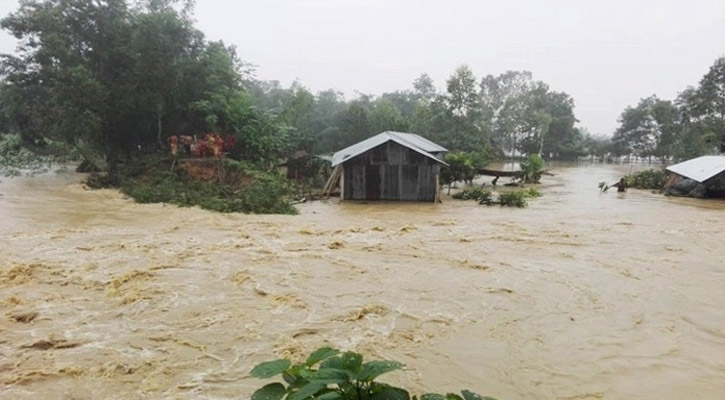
[250,347,497,400]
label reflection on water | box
[1,164,724,399]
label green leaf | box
[282,371,298,385]
[444,394,464,400]
[339,351,363,373]
[320,356,343,369]
[288,382,326,400]
[308,368,351,384]
[460,391,496,400]
[305,347,340,366]
[251,383,286,400]
[371,387,410,400]
[460,391,481,400]
[420,395,446,400]
[250,359,292,378]
[316,392,343,400]
[357,360,404,382]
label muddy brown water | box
[1,164,724,399]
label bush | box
[497,191,528,207]
[441,152,475,194]
[452,187,492,203]
[250,347,497,400]
[624,169,667,190]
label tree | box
[694,57,725,146]
[612,96,680,161]
[443,65,486,152]
[368,98,407,134]
[2,0,136,168]
[413,73,436,104]
[1,0,288,170]
[440,152,475,195]
[480,71,535,156]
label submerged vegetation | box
[452,186,492,202]
[453,186,540,208]
[519,154,544,184]
[0,133,72,177]
[497,191,528,208]
[87,156,297,214]
[250,347,496,400]
[624,169,668,190]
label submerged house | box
[330,131,448,202]
[665,155,725,198]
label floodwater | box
[1,164,724,400]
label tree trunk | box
[511,131,516,165]
[538,130,544,155]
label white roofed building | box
[665,155,725,198]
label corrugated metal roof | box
[387,131,448,153]
[331,131,448,167]
[666,155,725,183]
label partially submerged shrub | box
[624,169,667,190]
[452,187,492,202]
[456,186,537,208]
[86,155,297,215]
[519,154,544,183]
[250,347,496,400]
[522,187,541,198]
[0,133,60,177]
[497,191,528,208]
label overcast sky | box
[1,0,724,136]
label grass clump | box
[624,169,667,190]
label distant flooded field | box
[1,163,724,399]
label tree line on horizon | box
[0,0,722,174]
[609,57,725,161]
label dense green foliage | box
[250,347,496,400]
[440,152,477,194]
[87,155,297,214]
[0,0,286,171]
[613,57,725,160]
[247,68,586,160]
[624,169,668,190]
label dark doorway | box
[365,165,382,199]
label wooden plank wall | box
[342,141,440,202]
